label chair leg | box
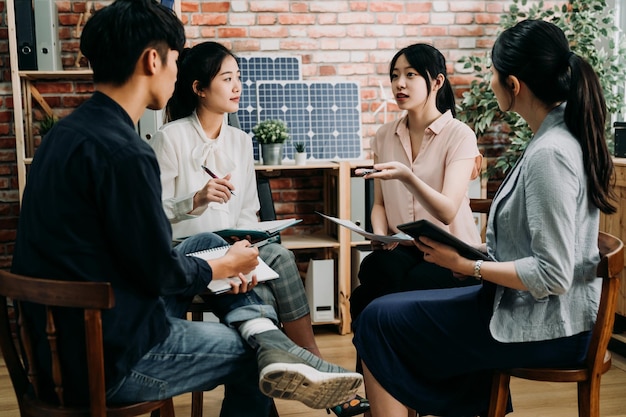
[162,398,176,417]
[578,377,601,417]
[191,390,203,417]
[190,307,204,417]
[487,371,510,417]
[150,398,175,417]
[269,399,280,417]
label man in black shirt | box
[11,1,361,415]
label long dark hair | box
[492,19,615,214]
[165,41,237,122]
[389,43,456,117]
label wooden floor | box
[1,326,626,416]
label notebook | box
[396,219,491,261]
[187,245,280,294]
[214,219,302,244]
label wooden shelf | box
[255,161,360,334]
[19,70,93,80]
[255,161,339,172]
[281,233,340,250]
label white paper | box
[317,212,414,244]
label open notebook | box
[187,245,279,294]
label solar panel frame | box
[255,80,363,162]
[236,55,302,143]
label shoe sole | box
[259,363,363,409]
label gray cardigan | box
[486,104,601,343]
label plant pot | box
[261,143,283,165]
[295,152,307,165]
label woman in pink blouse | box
[351,43,483,324]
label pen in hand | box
[201,165,236,196]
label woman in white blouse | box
[149,41,321,357]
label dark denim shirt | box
[12,91,213,402]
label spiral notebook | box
[187,245,279,294]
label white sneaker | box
[259,362,363,409]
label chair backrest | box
[466,198,623,377]
[587,232,624,372]
[257,176,277,222]
[0,270,114,417]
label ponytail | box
[564,54,616,214]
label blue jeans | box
[107,233,278,417]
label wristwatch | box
[473,259,484,280]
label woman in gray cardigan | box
[353,19,616,417]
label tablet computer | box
[396,219,491,261]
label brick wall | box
[0,0,517,267]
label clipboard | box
[396,219,491,261]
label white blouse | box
[149,112,260,239]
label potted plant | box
[293,141,307,165]
[457,0,626,177]
[252,119,290,165]
[39,114,59,137]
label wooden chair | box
[0,270,175,417]
[488,231,625,417]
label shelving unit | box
[256,160,370,335]
[6,0,92,202]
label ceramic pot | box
[295,152,307,165]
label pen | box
[201,165,236,196]
[252,239,271,248]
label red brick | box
[199,27,217,38]
[370,2,405,12]
[310,2,349,12]
[181,2,200,13]
[278,14,316,25]
[475,13,502,24]
[217,28,248,38]
[450,26,484,37]
[249,27,289,38]
[258,15,278,25]
[291,3,309,13]
[406,2,433,12]
[232,40,261,52]
[250,2,290,12]
[0,229,16,242]
[191,14,227,26]
[319,66,336,76]
[200,2,229,12]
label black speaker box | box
[15,0,37,70]
[615,122,626,158]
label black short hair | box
[80,0,185,85]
